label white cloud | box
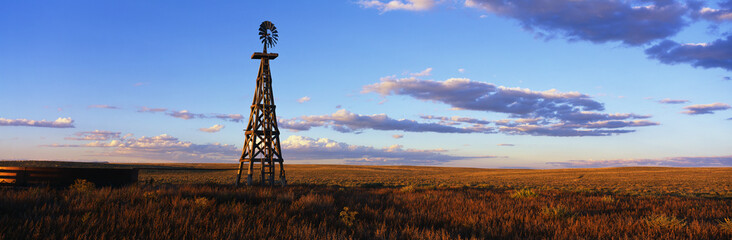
[199,124,224,133]
[0,117,75,128]
[410,67,433,77]
[297,96,311,103]
[392,134,404,139]
[358,0,436,12]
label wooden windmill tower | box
[235,21,286,186]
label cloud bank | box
[549,155,732,168]
[278,109,495,134]
[281,135,489,165]
[464,0,689,46]
[46,133,239,162]
[645,35,732,71]
[363,75,657,136]
[0,117,75,128]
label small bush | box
[400,185,416,193]
[69,179,95,192]
[601,195,615,203]
[194,197,213,208]
[645,214,686,229]
[339,207,358,227]
[511,188,537,198]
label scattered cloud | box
[88,105,120,109]
[297,96,311,103]
[167,110,206,120]
[137,107,167,113]
[497,143,514,146]
[458,68,466,73]
[199,124,224,133]
[464,0,689,46]
[0,117,74,128]
[548,155,732,168]
[157,110,243,122]
[278,109,495,134]
[724,76,731,81]
[695,4,732,22]
[281,135,490,165]
[658,98,690,104]
[46,133,238,162]
[645,35,732,71]
[420,115,491,125]
[363,74,657,136]
[211,114,244,123]
[410,67,433,77]
[358,0,436,12]
[681,102,731,115]
[133,82,149,87]
[392,134,404,139]
[65,130,121,141]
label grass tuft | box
[511,188,538,198]
[644,214,686,229]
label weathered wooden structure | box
[0,167,138,187]
[235,21,286,186]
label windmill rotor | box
[258,21,278,52]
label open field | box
[1,161,731,239]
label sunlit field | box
[1,161,731,239]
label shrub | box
[69,179,95,192]
[644,214,686,229]
[601,195,615,203]
[400,185,416,193]
[339,207,358,227]
[194,197,213,208]
[718,218,732,232]
[511,188,537,198]
[542,205,573,219]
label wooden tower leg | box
[279,161,286,186]
[247,161,254,186]
[235,162,244,186]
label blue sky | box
[1,0,731,168]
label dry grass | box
[0,161,730,239]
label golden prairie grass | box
[1,161,731,239]
[1,183,730,239]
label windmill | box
[235,21,286,186]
